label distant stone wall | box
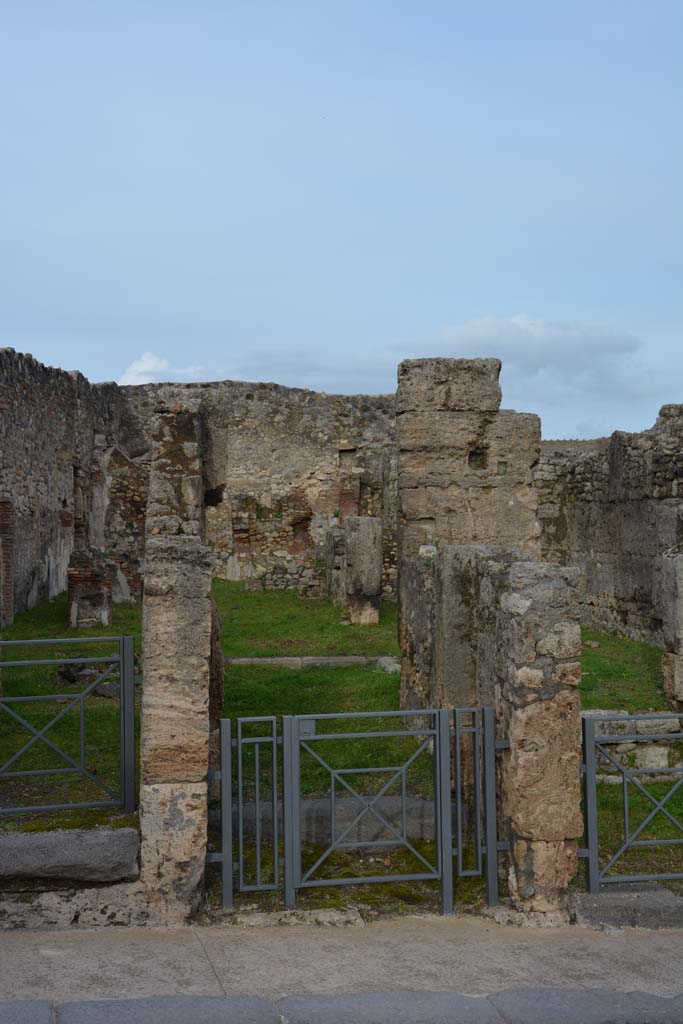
[0,349,118,622]
[536,408,683,645]
[113,380,397,599]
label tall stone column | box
[396,358,542,709]
[138,402,214,922]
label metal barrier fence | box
[0,636,136,815]
[582,712,683,891]
[209,706,503,915]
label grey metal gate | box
[582,712,683,891]
[209,706,501,915]
[0,636,136,816]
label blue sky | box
[2,1,681,437]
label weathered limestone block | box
[67,548,114,628]
[396,358,502,414]
[503,690,583,843]
[139,782,208,922]
[509,838,579,916]
[396,358,541,566]
[344,516,383,625]
[0,828,139,882]
[141,536,212,784]
[0,881,150,930]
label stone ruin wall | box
[114,380,397,600]
[2,344,683,664]
[0,348,398,623]
[0,349,119,624]
[536,409,683,646]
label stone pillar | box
[138,401,213,923]
[491,559,584,919]
[67,549,113,628]
[398,542,583,916]
[0,498,14,628]
[324,526,346,606]
[661,551,683,712]
[395,358,541,563]
[396,358,542,708]
[344,516,383,625]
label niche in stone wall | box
[290,514,312,554]
[204,483,226,507]
[338,448,360,521]
[467,448,489,470]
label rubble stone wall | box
[535,407,683,645]
[0,349,118,622]
[112,380,398,599]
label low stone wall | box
[0,829,139,883]
[582,710,683,777]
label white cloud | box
[115,316,679,439]
[118,352,206,386]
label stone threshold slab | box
[226,655,400,670]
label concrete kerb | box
[2,990,683,1024]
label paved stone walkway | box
[1,915,683,1017]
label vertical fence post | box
[120,636,136,813]
[583,715,601,894]
[220,719,234,910]
[282,716,296,908]
[482,706,499,908]
[437,709,454,916]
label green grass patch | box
[0,592,142,647]
[590,780,683,889]
[580,627,667,712]
[213,580,399,657]
[223,664,398,719]
[0,594,141,830]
